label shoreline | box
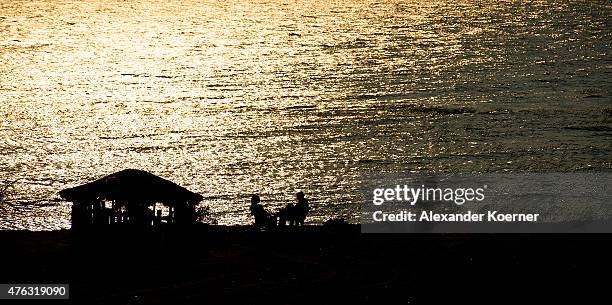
[1,226,609,303]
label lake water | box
[1,0,610,230]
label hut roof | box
[59,169,203,206]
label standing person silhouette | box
[294,191,310,226]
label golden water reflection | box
[1,0,611,229]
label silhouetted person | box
[294,191,310,226]
[249,194,271,227]
[283,202,296,226]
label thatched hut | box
[60,169,203,230]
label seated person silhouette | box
[249,194,272,227]
[294,191,310,226]
[278,202,294,227]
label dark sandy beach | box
[1,226,609,304]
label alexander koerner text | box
[372,210,540,222]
